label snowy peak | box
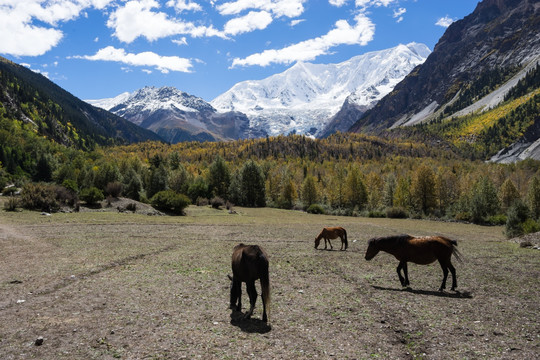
[87,86,215,124]
[211,43,430,137]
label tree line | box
[3,133,540,238]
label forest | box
[2,127,540,239]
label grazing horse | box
[315,227,348,250]
[365,234,462,292]
[229,243,271,322]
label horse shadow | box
[372,285,473,299]
[230,310,272,334]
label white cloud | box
[290,19,305,27]
[0,0,114,56]
[224,11,273,35]
[355,0,396,9]
[172,37,188,45]
[393,7,405,23]
[107,0,225,43]
[329,0,348,6]
[72,46,194,73]
[232,13,374,67]
[166,0,202,12]
[142,69,153,74]
[217,0,305,18]
[436,15,455,28]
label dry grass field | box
[0,203,538,359]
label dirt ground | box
[0,204,538,359]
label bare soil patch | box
[0,206,538,359]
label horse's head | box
[314,236,321,249]
[365,238,380,260]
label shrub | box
[125,203,137,212]
[368,210,386,218]
[505,200,530,238]
[151,190,190,215]
[4,197,19,212]
[55,185,78,207]
[80,187,104,206]
[210,196,225,209]
[196,197,209,206]
[386,206,408,219]
[486,214,507,226]
[522,218,540,235]
[20,183,59,212]
[106,182,123,198]
[306,204,325,214]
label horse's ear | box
[227,274,233,281]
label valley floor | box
[0,205,538,359]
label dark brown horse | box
[365,234,462,291]
[229,243,271,322]
[315,227,348,250]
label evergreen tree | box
[146,164,168,199]
[240,160,266,207]
[528,176,540,219]
[383,173,396,207]
[33,154,53,182]
[124,168,142,201]
[345,167,367,210]
[168,164,191,195]
[207,155,230,200]
[301,175,318,208]
[470,176,500,223]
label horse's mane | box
[369,234,413,246]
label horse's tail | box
[450,239,464,263]
[259,254,271,321]
[343,228,348,250]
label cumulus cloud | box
[0,0,114,56]
[72,46,194,73]
[355,0,396,9]
[217,0,305,18]
[232,13,374,67]
[107,0,225,43]
[329,0,348,6]
[166,0,202,12]
[435,15,455,28]
[224,11,273,35]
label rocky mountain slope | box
[0,56,162,150]
[211,43,430,138]
[87,86,263,143]
[350,0,540,134]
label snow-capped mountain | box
[211,43,430,137]
[87,86,261,143]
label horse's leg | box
[230,279,241,310]
[396,261,406,287]
[323,238,327,250]
[245,281,257,319]
[438,259,449,292]
[448,262,457,291]
[402,262,410,286]
[340,236,344,250]
[327,238,333,250]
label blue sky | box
[0,0,479,102]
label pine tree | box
[301,175,318,208]
[345,167,367,210]
[207,155,230,200]
[240,160,266,207]
[528,176,540,219]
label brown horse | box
[229,243,271,322]
[315,227,348,250]
[365,234,462,292]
